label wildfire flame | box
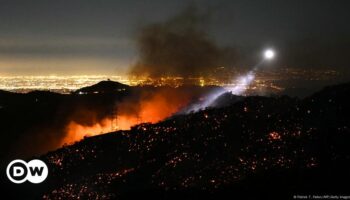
[60,89,190,146]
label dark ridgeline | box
[0,81,131,164]
[73,80,131,95]
[0,80,219,162]
[2,81,349,199]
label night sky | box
[0,0,349,75]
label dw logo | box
[6,159,48,184]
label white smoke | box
[183,49,275,113]
[185,70,256,113]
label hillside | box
[73,80,130,94]
[4,82,349,199]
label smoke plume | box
[130,7,236,78]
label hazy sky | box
[0,0,349,75]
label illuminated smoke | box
[226,71,255,94]
[60,87,194,145]
[186,71,255,112]
[184,49,276,113]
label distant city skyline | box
[0,0,349,76]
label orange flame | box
[60,88,190,146]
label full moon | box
[264,49,275,60]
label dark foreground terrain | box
[2,82,350,199]
[0,81,221,162]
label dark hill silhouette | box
[74,80,130,94]
[3,81,349,199]
[0,82,218,164]
[209,92,244,108]
[0,89,15,95]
